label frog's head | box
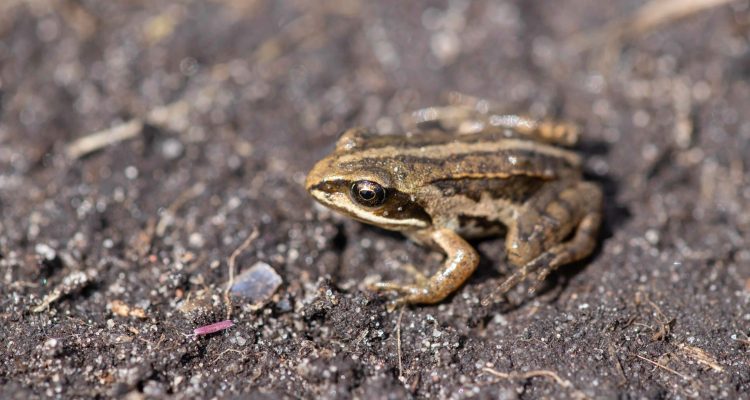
[305,128,431,231]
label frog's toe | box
[385,295,417,311]
[368,281,433,308]
[368,281,420,295]
[400,264,428,285]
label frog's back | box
[333,127,583,191]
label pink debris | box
[193,319,234,336]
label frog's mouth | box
[307,179,429,231]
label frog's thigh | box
[403,105,480,133]
[490,114,579,146]
[370,228,479,306]
[506,181,602,267]
[490,182,601,298]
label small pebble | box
[231,261,282,305]
[161,138,184,160]
[35,243,57,260]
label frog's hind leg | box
[402,105,484,134]
[486,212,601,303]
[488,114,580,146]
[441,93,580,145]
[404,105,580,146]
[482,181,602,305]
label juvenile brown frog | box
[306,106,602,307]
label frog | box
[305,105,603,308]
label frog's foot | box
[400,263,428,285]
[368,281,431,311]
[367,264,429,310]
[368,229,479,309]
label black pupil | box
[359,189,375,200]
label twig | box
[65,100,189,159]
[213,348,243,364]
[396,305,405,382]
[132,182,207,259]
[734,333,750,346]
[353,328,369,348]
[645,295,674,341]
[32,270,96,313]
[677,343,724,372]
[65,119,143,159]
[645,296,667,321]
[569,0,738,51]
[481,366,590,399]
[632,353,690,381]
[481,367,572,388]
[224,227,260,320]
[608,343,628,386]
[155,182,207,237]
[615,0,736,39]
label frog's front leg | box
[483,181,602,305]
[369,228,479,307]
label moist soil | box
[1,1,749,399]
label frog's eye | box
[350,180,386,207]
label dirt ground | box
[1,0,749,398]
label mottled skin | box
[306,106,603,307]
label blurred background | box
[1,0,749,398]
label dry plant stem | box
[645,295,674,341]
[632,353,690,381]
[677,343,724,372]
[64,12,348,162]
[65,120,143,159]
[213,348,243,364]
[396,306,405,382]
[133,183,206,259]
[481,367,572,388]
[482,367,590,400]
[32,270,94,313]
[224,227,260,320]
[569,0,737,50]
[735,333,750,346]
[65,101,189,159]
[618,0,736,38]
[65,13,320,160]
[155,182,207,237]
[608,343,628,386]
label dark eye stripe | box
[310,179,432,226]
